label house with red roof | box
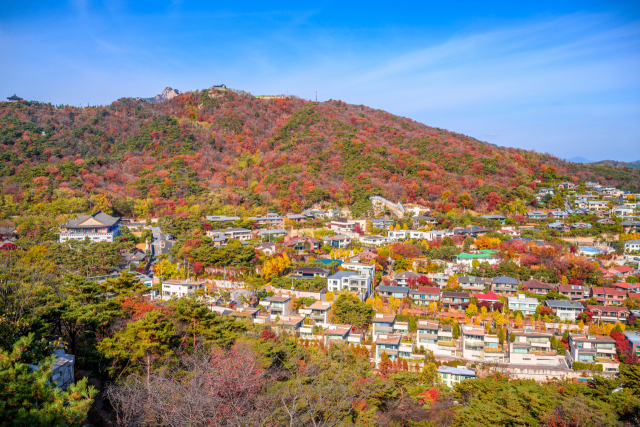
[608,265,636,278]
[590,287,627,306]
[587,305,630,323]
[609,282,640,294]
[557,284,587,301]
[473,293,501,310]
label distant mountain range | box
[567,157,640,169]
[567,157,592,164]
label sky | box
[1,1,639,161]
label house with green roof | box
[453,250,501,268]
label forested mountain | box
[2,87,639,218]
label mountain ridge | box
[1,86,639,218]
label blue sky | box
[1,1,639,161]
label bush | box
[571,362,603,372]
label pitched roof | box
[377,285,410,293]
[376,334,401,345]
[587,305,630,313]
[373,313,396,322]
[545,300,584,309]
[492,276,519,284]
[63,211,120,228]
[591,287,627,296]
[523,279,555,290]
[412,286,440,294]
[442,291,470,298]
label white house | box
[59,211,121,243]
[161,279,207,300]
[327,271,371,299]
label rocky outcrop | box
[143,87,182,103]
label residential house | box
[587,201,609,212]
[372,313,396,336]
[623,240,640,252]
[341,262,375,278]
[205,215,241,224]
[299,300,333,324]
[29,350,76,389]
[527,211,548,220]
[453,250,501,268]
[212,227,252,241]
[557,182,576,190]
[508,329,559,366]
[413,216,437,228]
[499,227,521,238]
[457,276,490,292]
[567,334,619,374]
[621,221,640,233]
[548,222,570,233]
[482,214,507,224]
[474,293,501,310]
[438,366,476,387]
[258,229,287,239]
[321,234,352,248]
[416,320,439,347]
[392,271,423,286]
[507,294,540,316]
[161,279,207,300]
[623,331,640,356]
[283,235,321,251]
[361,235,387,246]
[324,324,357,345]
[255,242,276,255]
[377,285,410,299]
[285,213,307,223]
[491,276,519,296]
[231,307,261,320]
[207,231,228,247]
[59,211,121,243]
[460,325,486,360]
[544,300,584,321]
[327,271,371,299]
[375,334,402,362]
[265,295,293,317]
[276,315,305,336]
[290,267,331,280]
[523,279,556,295]
[249,213,284,228]
[609,282,640,294]
[557,284,588,300]
[608,265,636,278]
[590,287,626,306]
[409,286,440,306]
[441,291,470,310]
[329,218,358,233]
[587,305,629,323]
[369,218,394,229]
[415,322,459,356]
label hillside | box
[591,160,640,170]
[1,86,639,218]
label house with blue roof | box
[438,366,476,387]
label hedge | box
[572,362,603,372]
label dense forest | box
[1,87,640,219]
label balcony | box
[530,349,557,356]
[379,349,398,357]
[484,347,505,353]
[374,325,394,333]
[311,314,326,322]
[438,340,456,347]
[465,339,484,347]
